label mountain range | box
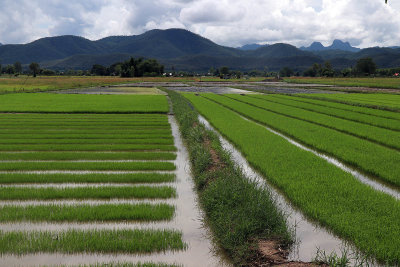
[0,28,399,72]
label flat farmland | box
[184,91,400,265]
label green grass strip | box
[0,161,175,171]
[253,94,400,131]
[301,94,400,112]
[0,152,176,161]
[199,94,400,188]
[0,203,174,222]
[0,94,169,113]
[294,94,400,121]
[0,138,174,145]
[0,144,176,151]
[0,133,173,139]
[0,122,170,127]
[0,173,175,184]
[186,94,400,265]
[0,186,175,200]
[226,94,400,150]
[0,229,185,255]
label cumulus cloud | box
[0,0,399,48]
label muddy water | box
[198,115,361,262]
[0,116,231,267]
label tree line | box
[91,57,164,77]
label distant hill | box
[301,40,360,52]
[237,43,264,50]
[1,29,400,71]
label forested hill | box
[0,28,399,71]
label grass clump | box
[166,89,291,265]
[0,203,174,222]
[0,229,186,254]
[0,186,176,200]
[0,173,175,184]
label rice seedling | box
[199,93,400,188]
[0,144,176,152]
[185,93,400,265]
[0,161,176,171]
[0,229,186,254]
[0,152,176,161]
[0,203,174,222]
[0,173,175,184]
[0,186,176,200]
[0,138,174,145]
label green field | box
[0,173,175,184]
[0,229,185,254]
[200,93,400,188]
[185,93,400,265]
[0,93,169,113]
[0,204,174,222]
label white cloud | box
[0,0,399,48]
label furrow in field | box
[200,93,400,188]
[251,94,400,131]
[185,93,400,264]
[224,94,400,150]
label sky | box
[0,0,399,48]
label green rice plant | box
[0,229,185,254]
[0,94,169,113]
[0,122,170,127]
[0,144,176,152]
[0,138,174,145]
[251,94,400,131]
[298,93,400,112]
[168,90,291,265]
[198,94,400,188]
[0,173,175,184]
[0,161,176,171]
[225,94,400,150]
[185,94,400,265]
[293,94,400,120]
[0,129,172,135]
[0,152,176,161]
[0,186,176,200]
[0,203,174,222]
[0,133,173,139]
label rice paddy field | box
[0,91,208,267]
[184,91,400,265]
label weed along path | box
[0,90,230,267]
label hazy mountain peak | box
[301,39,360,52]
[237,43,264,50]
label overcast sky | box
[0,0,399,48]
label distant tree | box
[279,67,294,77]
[91,64,108,76]
[0,62,2,75]
[14,61,22,74]
[5,65,15,75]
[355,57,377,76]
[120,57,164,78]
[219,66,230,75]
[41,69,56,76]
[29,62,40,77]
[322,61,334,77]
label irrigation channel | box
[0,93,231,266]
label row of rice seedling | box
[199,94,400,188]
[0,173,175,184]
[0,113,168,119]
[0,186,176,200]
[0,204,174,222]
[0,144,177,151]
[0,152,176,161]
[225,94,399,150]
[185,94,400,265]
[0,161,176,171]
[294,94,400,120]
[298,93,400,112]
[0,129,172,135]
[0,94,169,113]
[0,133,173,139]
[251,94,400,131]
[0,229,185,254]
[0,138,174,145]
